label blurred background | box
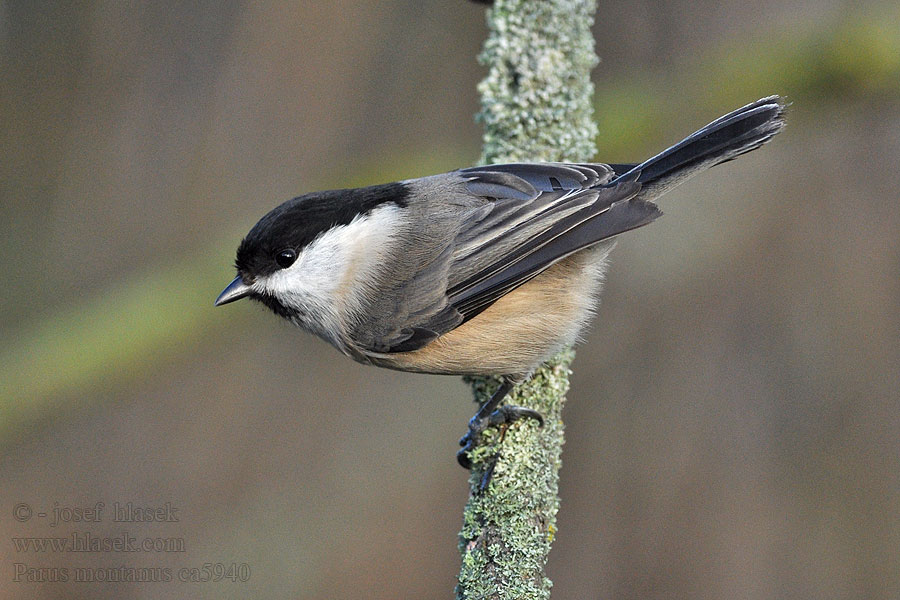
[2,1,899,598]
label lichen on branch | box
[457,1,599,599]
[477,0,599,165]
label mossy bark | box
[457,1,599,598]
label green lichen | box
[457,1,598,597]
[456,0,597,600]
[477,0,599,165]
[458,353,576,600]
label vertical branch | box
[457,1,599,599]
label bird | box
[215,96,785,469]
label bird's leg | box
[457,377,544,471]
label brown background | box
[2,1,899,598]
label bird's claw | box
[456,405,544,470]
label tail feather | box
[613,96,786,198]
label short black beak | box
[215,276,253,306]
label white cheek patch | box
[255,204,404,347]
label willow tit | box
[216,96,785,468]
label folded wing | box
[353,162,660,354]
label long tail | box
[612,96,786,198]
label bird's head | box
[215,182,410,322]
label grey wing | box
[447,164,658,320]
[352,163,660,354]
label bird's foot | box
[456,405,544,471]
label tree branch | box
[456,1,599,598]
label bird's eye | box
[275,248,297,269]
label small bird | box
[216,96,785,469]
